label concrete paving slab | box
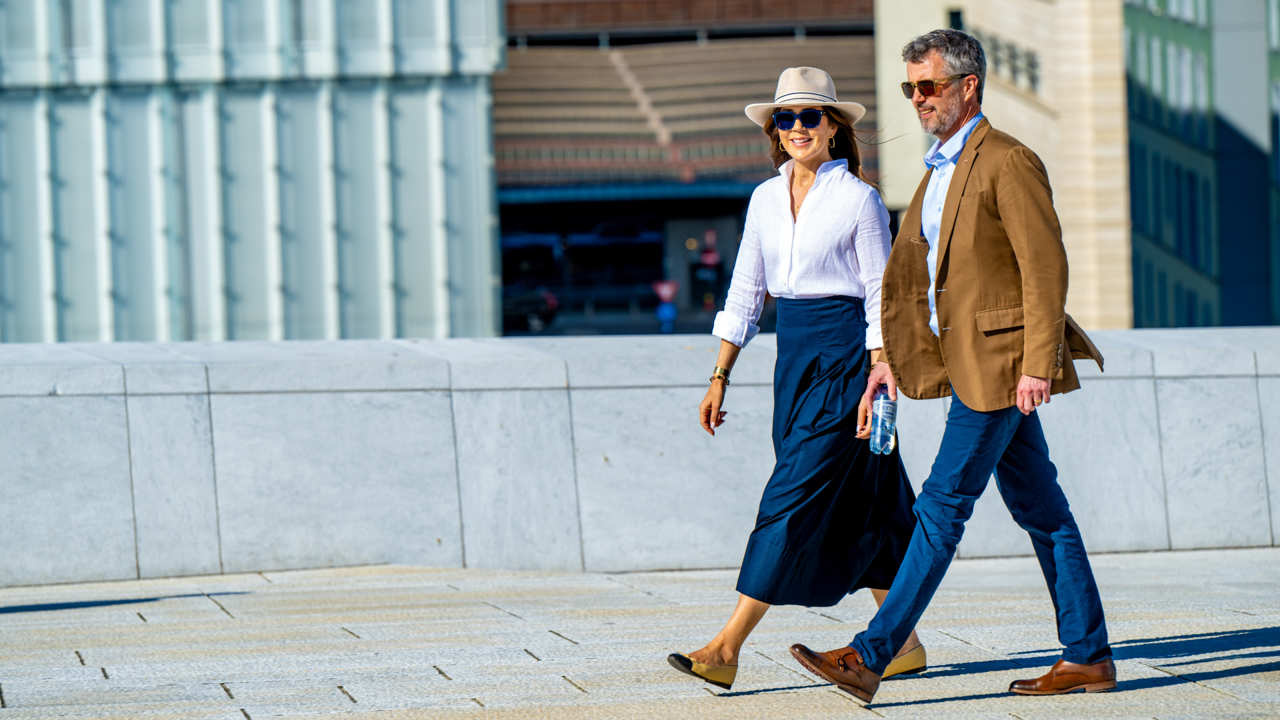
[0,549,1274,719]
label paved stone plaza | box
[0,548,1275,719]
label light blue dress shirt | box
[921,112,984,336]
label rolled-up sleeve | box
[712,200,765,348]
[854,190,892,350]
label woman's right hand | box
[699,381,728,436]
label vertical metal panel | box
[0,0,503,342]
[160,91,193,340]
[277,83,337,338]
[51,0,108,85]
[389,80,448,337]
[442,76,498,336]
[107,89,165,340]
[333,82,394,337]
[105,0,166,83]
[181,87,226,340]
[451,0,504,75]
[0,93,57,341]
[222,0,280,80]
[219,88,282,339]
[297,0,338,78]
[336,0,393,77]
[394,0,452,75]
[0,1,50,86]
[50,91,112,340]
[166,0,223,81]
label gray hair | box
[902,29,986,102]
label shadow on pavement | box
[0,591,250,615]
[868,626,1280,707]
[716,683,827,697]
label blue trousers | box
[850,392,1111,673]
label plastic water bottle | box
[870,387,897,455]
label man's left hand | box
[1016,375,1050,415]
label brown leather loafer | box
[789,643,881,703]
[1009,658,1117,695]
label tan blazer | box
[881,118,1103,412]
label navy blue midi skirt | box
[735,296,917,607]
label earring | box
[780,140,786,152]
[829,136,836,149]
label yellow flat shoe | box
[667,652,737,690]
[883,644,926,679]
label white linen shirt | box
[712,158,892,350]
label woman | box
[666,67,924,691]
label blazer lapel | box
[936,118,990,268]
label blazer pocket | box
[975,305,1024,333]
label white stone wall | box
[0,330,1275,587]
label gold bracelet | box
[710,366,730,385]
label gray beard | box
[922,102,961,138]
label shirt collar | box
[923,112,984,170]
[778,157,849,182]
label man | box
[789,29,1114,703]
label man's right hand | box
[856,361,898,439]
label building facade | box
[0,0,504,343]
[1270,0,1280,323]
[1125,0,1280,327]
[874,0,1132,331]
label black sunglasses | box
[772,109,825,130]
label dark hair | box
[902,29,987,102]
[764,106,869,183]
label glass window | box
[1273,84,1280,183]
[1174,166,1186,257]
[1180,46,1193,113]
[1136,31,1149,85]
[1132,142,1148,233]
[1158,271,1168,326]
[1195,52,1209,142]
[1270,0,1280,49]
[1152,258,1162,324]
[1152,151,1163,234]
[1201,178,1214,276]
[1150,37,1163,99]
[1182,172,1192,267]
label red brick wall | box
[507,0,873,34]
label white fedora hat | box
[744,66,867,127]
